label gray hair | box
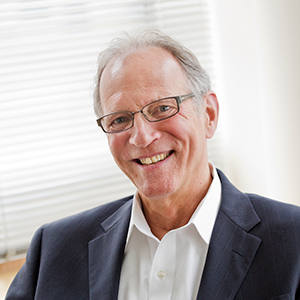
[93,29,211,117]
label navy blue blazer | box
[6,170,300,299]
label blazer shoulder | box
[247,193,300,225]
[217,169,300,231]
[6,197,133,299]
[42,195,133,241]
[246,193,300,256]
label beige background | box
[0,259,25,299]
[210,0,300,205]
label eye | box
[104,113,132,130]
[158,105,171,112]
[111,116,129,124]
[150,103,177,117]
[143,98,178,120]
[110,115,132,128]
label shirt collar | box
[125,163,222,248]
[189,163,221,244]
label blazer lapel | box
[88,200,132,300]
[197,170,261,300]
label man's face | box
[99,47,217,202]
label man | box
[6,30,300,300]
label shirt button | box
[157,270,166,279]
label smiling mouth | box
[138,152,172,165]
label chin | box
[138,183,177,201]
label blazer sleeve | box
[5,226,44,300]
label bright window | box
[0,0,218,261]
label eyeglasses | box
[96,93,195,133]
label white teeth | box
[144,158,152,165]
[140,153,170,165]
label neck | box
[139,167,213,240]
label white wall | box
[210,0,300,205]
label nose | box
[128,113,160,148]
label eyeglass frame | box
[96,93,195,134]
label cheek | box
[174,119,207,153]
[107,134,134,171]
[107,136,123,160]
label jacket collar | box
[88,199,132,300]
[197,169,261,299]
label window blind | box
[0,0,219,261]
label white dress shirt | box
[118,164,221,300]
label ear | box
[204,91,219,139]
